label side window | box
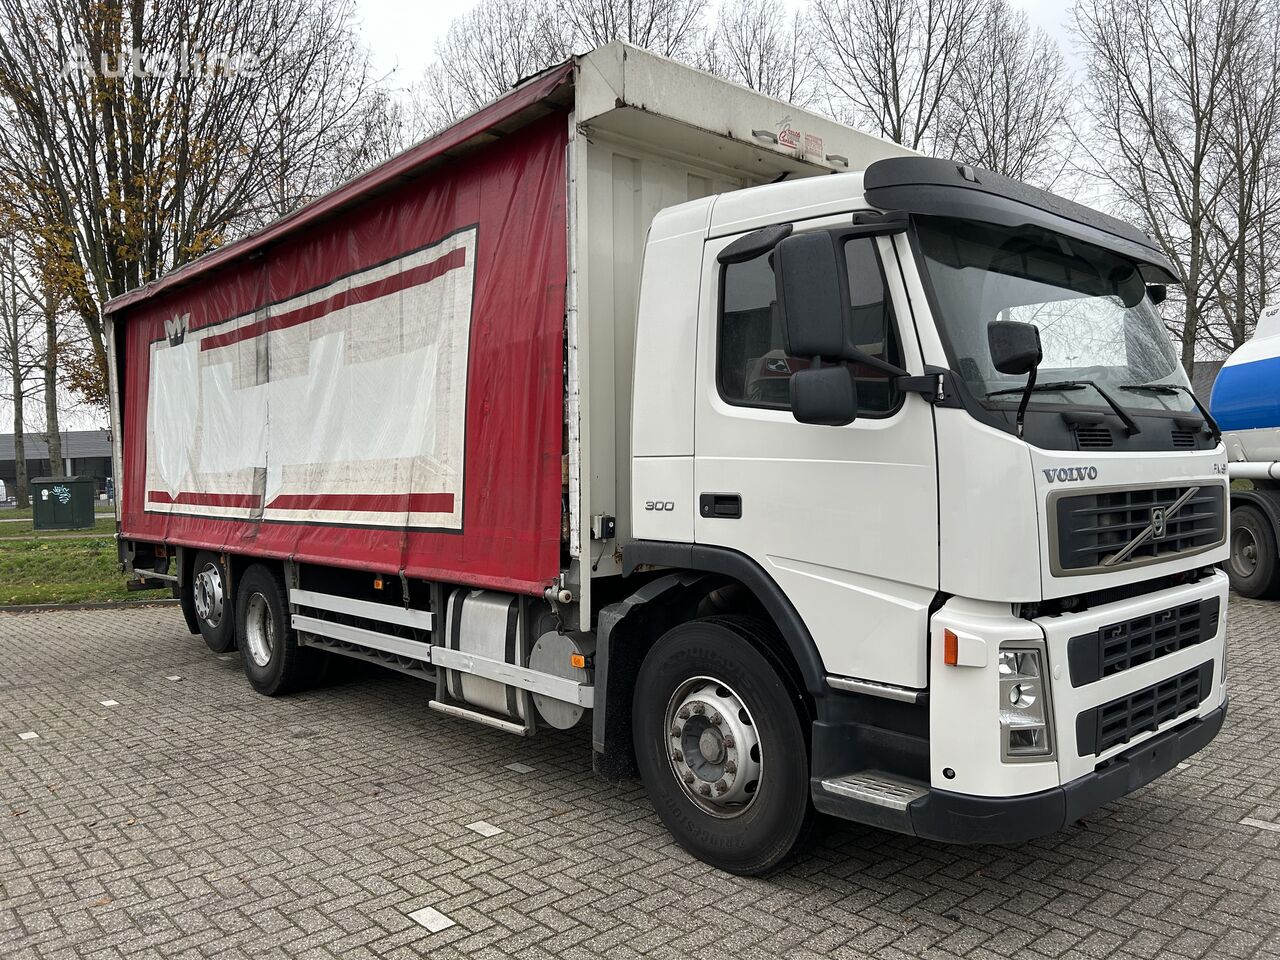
[716,235,903,414]
[717,253,798,408]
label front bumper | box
[812,699,1226,843]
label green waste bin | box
[31,476,98,531]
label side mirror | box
[987,320,1042,376]
[774,232,847,359]
[791,365,857,426]
[1147,284,1167,305]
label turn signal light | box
[943,630,958,666]
[373,576,384,590]
[570,653,586,669]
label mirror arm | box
[841,344,949,405]
[1015,366,1038,439]
[843,344,907,378]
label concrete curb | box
[0,599,179,615]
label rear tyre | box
[1227,505,1280,599]
[632,616,811,875]
[191,551,234,652]
[236,563,323,696]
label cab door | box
[693,223,939,689]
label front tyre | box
[191,551,234,653]
[632,617,811,875]
[236,563,324,696]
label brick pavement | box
[1,600,1278,960]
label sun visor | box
[864,157,1181,284]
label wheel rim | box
[1230,526,1259,578]
[244,592,275,668]
[665,676,763,818]
[193,562,224,626]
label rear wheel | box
[191,551,234,653]
[236,563,324,696]
[632,616,811,875]
[1227,505,1280,598]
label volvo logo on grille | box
[1042,466,1099,483]
[1150,507,1168,540]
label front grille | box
[1074,425,1113,449]
[1054,484,1225,574]
[1075,662,1212,756]
[1067,597,1220,686]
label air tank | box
[1211,302,1280,478]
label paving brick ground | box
[1,599,1278,960]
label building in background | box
[0,430,113,501]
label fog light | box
[999,645,1055,761]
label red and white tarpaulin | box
[117,110,569,595]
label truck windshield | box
[915,216,1197,416]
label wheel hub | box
[193,564,224,626]
[244,592,274,668]
[1231,527,1258,577]
[698,726,727,765]
[666,677,762,817]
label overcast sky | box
[357,0,1078,85]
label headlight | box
[999,645,1055,760]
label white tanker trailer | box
[1212,302,1280,597]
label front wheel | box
[1227,505,1280,599]
[632,616,811,875]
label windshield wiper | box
[1119,383,1222,441]
[986,379,1142,435]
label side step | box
[819,771,929,811]
[811,770,930,834]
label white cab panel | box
[936,409,1042,601]
[631,456,694,543]
[765,558,936,684]
[632,201,712,460]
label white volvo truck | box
[108,44,1230,875]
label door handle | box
[699,493,742,519]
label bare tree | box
[0,234,39,507]
[0,0,389,405]
[700,0,816,106]
[253,0,405,221]
[1203,3,1280,355]
[561,0,708,59]
[934,0,1073,188]
[1073,0,1253,374]
[417,0,713,131]
[417,0,570,129]
[810,0,980,151]
[37,273,67,478]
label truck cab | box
[619,155,1228,863]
